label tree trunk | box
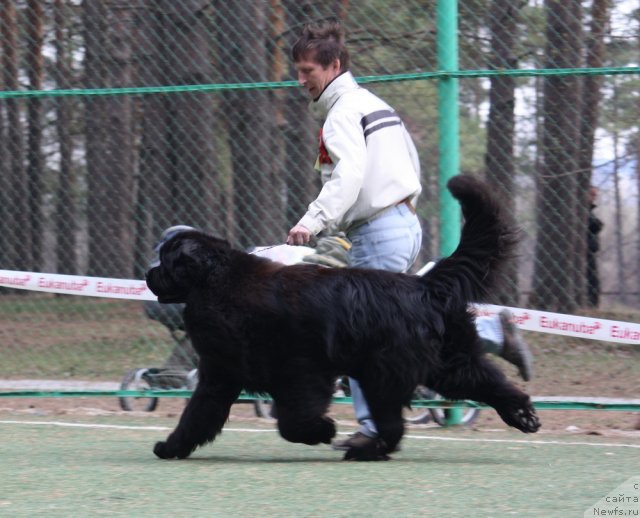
[268,0,288,232]
[136,1,221,275]
[576,0,610,307]
[611,87,625,304]
[282,1,321,230]
[484,0,524,306]
[636,132,640,306]
[136,2,169,276]
[218,1,284,248]
[612,154,624,303]
[84,0,136,277]
[1,1,31,271]
[0,19,8,270]
[26,0,45,271]
[635,22,640,307]
[530,0,582,312]
[163,1,221,235]
[53,0,78,275]
[281,1,348,230]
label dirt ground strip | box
[1,395,639,438]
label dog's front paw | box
[317,416,337,444]
[154,440,193,459]
[154,441,175,459]
[279,415,337,445]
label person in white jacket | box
[287,20,532,455]
[287,25,421,247]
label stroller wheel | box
[185,369,198,391]
[254,398,276,419]
[428,391,481,427]
[118,368,159,412]
[403,385,433,424]
[184,369,198,405]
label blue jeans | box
[346,202,422,437]
[475,315,504,353]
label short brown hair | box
[291,20,350,72]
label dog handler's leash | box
[248,236,319,255]
[249,244,285,254]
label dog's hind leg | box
[426,314,540,434]
[153,379,241,459]
[428,355,540,434]
[273,375,336,446]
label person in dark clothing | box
[587,186,604,307]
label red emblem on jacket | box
[318,128,332,165]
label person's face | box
[295,55,341,99]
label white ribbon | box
[1,269,639,345]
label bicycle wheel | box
[428,392,480,427]
[403,385,432,424]
[118,368,159,412]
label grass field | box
[1,413,638,517]
[1,295,639,516]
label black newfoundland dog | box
[146,175,540,461]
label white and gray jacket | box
[297,71,422,235]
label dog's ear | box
[161,231,233,284]
[160,235,204,285]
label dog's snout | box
[145,267,157,286]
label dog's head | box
[145,231,232,303]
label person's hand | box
[287,224,312,246]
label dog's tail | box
[420,174,519,314]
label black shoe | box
[499,309,534,381]
[331,432,400,457]
[331,431,377,451]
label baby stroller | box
[118,298,199,412]
[118,226,272,417]
[118,226,198,412]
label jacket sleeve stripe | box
[363,120,402,138]
[360,109,399,130]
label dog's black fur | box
[146,175,540,461]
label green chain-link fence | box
[0,1,639,410]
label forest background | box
[0,0,639,314]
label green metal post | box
[437,0,462,426]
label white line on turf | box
[0,420,638,448]
[0,420,172,431]
[402,433,640,449]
